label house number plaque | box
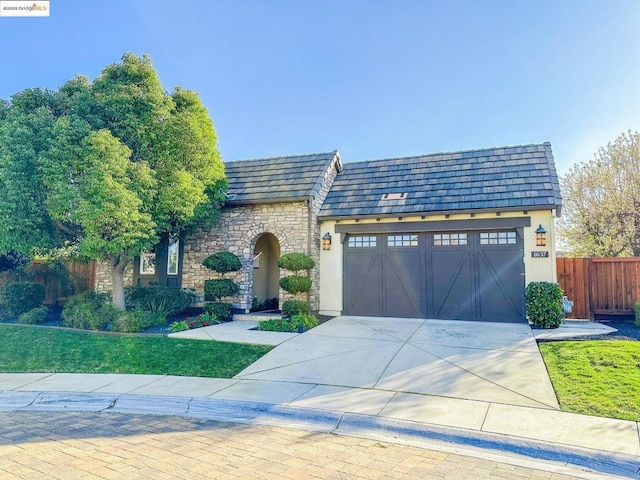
[531,251,549,258]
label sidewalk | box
[0,318,637,478]
[0,371,638,478]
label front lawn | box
[0,324,272,378]
[539,340,640,422]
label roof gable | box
[224,151,340,204]
[319,143,562,219]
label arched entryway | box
[252,233,281,308]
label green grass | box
[0,324,272,378]
[539,340,640,422]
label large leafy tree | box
[559,131,640,257]
[0,53,226,309]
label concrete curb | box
[2,390,637,479]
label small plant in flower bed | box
[257,318,294,332]
[258,314,319,333]
[170,313,219,332]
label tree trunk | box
[111,254,128,311]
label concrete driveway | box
[236,316,559,410]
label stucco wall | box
[318,209,558,316]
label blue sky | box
[1,0,639,175]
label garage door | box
[343,231,525,322]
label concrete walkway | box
[0,317,637,478]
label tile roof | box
[224,151,340,204]
[319,143,562,219]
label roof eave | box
[318,204,561,222]
[225,195,312,206]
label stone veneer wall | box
[93,156,342,312]
[94,261,133,293]
[309,161,340,310]
[182,200,311,311]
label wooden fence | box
[0,260,96,305]
[556,257,640,319]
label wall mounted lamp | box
[322,232,332,251]
[535,224,547,247]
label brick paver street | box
[0,412,591,479]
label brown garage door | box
[343,231,525,322]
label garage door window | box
[433,233,467,246]
[347,236,377,248]
[387,234,418,247]
[479,231,517,245]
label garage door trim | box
[335,217,531,235]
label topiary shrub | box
[202,251,241,318]
[62,292,119,330]
[17,306,49,325]
[125,285,196,317]
[204,278,239,300]
[635,301,640,328]
[203,301,233,322]
[525,281,563,329]
[279,276,312,295]
[278,252,314,317]
[277,253,315,272]
[202,251,242,274]
[282,300,310,317]
[1,281,46,317]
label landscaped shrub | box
[290,314,319,330]
[202,251,243,274]
[257,314,319,332]
[170,320,189,332]
[1,281,46,317]
[17,306,49,325]
[282,300,310,317]
[257,318,294,332]
[277,253,315,272]
[111,310,143,333]
[180,312,220,330]
[202,251,242,319]
[279,276,312,294]
[203,301,233,322]
[111,309,165,333]
[278,252,314,317]
[204,278,239,300]
[635,301,640,327]
[62,292,119,330]
[525,281,563,329]
[125,285,196,317]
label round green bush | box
[202,251,242,274]
[17,306,49,325]
[62,292,118,330]
[279,275,312,294]
[204,278,239,300]
[111,309,165,333]
[1,281,46,317]
[277,253,315,272]
[282,300,309,317]
[203,301,233,322]
[525,281,563,329]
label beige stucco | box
[318,209,558,316]
[252,233,281,302]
